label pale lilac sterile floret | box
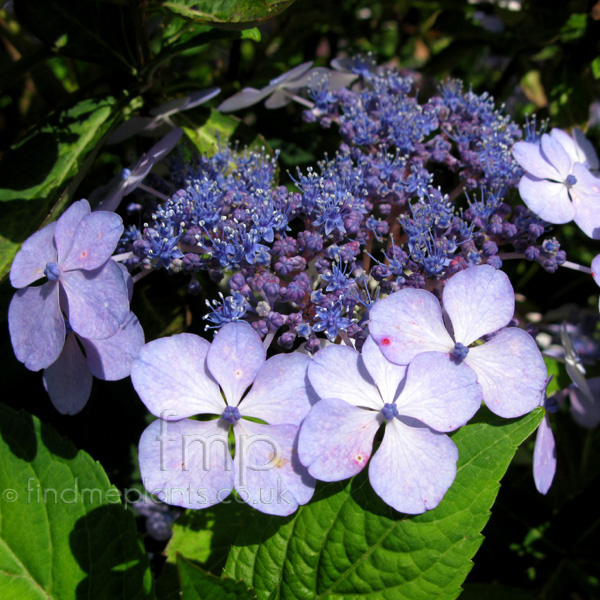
[369,265,548,418]
[43,310,144,415]
[513,128,600,239]
[131,321,316,516]
[298,336,482,514]
[8,199,129,372]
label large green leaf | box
[13,0,138,72]
[0,95,122,280]
[180,108,272,157]
[156,0,296,26]
[0,403,154,599]
[177,555,254,600]
[221,407,543,600]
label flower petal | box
[533,413,556,495]
[396,352,481,432]
[234,420,315,516]
[570,163,600,239]
[10,222,57,288]
[8,282,65,371]
[369,417,458,514]
[360,336,407,405]
[513,140,560,180]
[369,288,453,365]
[206,322,266,407]
[540,133,571,180]
[139,418,234,510]
[591,255,600,287]
[572,128,599,170]
[81,311,144,380]
[308,344,383,410]
[217,87,276,112]
[55,200,91,263]
[61,259,129,340]
[518,174,574,224]
[298,398,380,481]
[241,353,317,426]
[443,265,515,346]
[569,377,600,428]
[131,333,225,418]
[43,334,92,415]
[61,212,124,272]
[466,328,547,418]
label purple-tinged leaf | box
[132,333,224,419]
[10,222,57,288]
[396,352,481,432]
[466,328,547,418]
[206,322,265,407]
[61,259,129,340]
[308,344,382,410]
[61,212,124,272]
[8,282,64,371]
[369,418,458,514]
[369,288,453,365]
[82,312,144,380]
[234,420,315,516]
[298,398,380,481]
[240,353,316,426]
[533,413,556,495]
[139,418,234,510]
[443,265,514,346]
[518,175,574,224]
[43,333,92,415]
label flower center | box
[451,342,469,361]
[221,405,241,424]
[44,262,61,281]
[565,174,577,187]
[381,403,399,421]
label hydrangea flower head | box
[369,265,547,418]
[9,199,129,371]
[298,337,482,514]
[131,322,316,515]
[513,128,600,238]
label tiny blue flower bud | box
[381,403,399,421]
[44,262,61,281]
[451,342,469,361]
[221,406,241,424]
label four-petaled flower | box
[513,128,600,238]
[132,321,316,515]
[9,199,129,371]
[298,337,482,514]
[369,265,548,418]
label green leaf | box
[13,0,138,72]
[166,502,255,574]
[223,407,543,600]
[0,403,154,599]
[180,108,272,157]
[0,95,122,280]
[156,0,296,27]
[177,555,254,600]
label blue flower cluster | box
[116,61,567,349]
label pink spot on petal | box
[381,337,391,346]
